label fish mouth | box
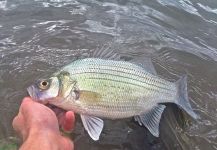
[27,85,49,104]
[27,85,38,101]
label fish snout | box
[27,85,38,100]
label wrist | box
[21,124,57,141]
[28,125,60,140]
[21,127,73,150]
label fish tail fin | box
[175,75,199,119]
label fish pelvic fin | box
[175,75,199,119]
[134,104,166,137]
[80,114,104,141]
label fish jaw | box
[27,85,39,100]
[27,85,48,104]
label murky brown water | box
[0,0,217,149]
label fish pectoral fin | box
[134,104,166,137]
[79,91,102,101]
[80,114,104,141]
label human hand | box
[12,97,74,150]
[46,103,75,132]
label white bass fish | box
[27,56,198,140]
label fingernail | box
[22,97,33,104]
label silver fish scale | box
[61,58,177,118]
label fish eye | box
[41,81,48,86]
[38,80,50,90]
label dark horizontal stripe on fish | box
[86,104,139,113]
[91,67,169,88]
[69,59,168,86]
[71,70,172,91]
[86,76,170,92]
[80,63,168,86]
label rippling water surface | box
[1,0,217,149]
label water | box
[0,0,217,149]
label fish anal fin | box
[134,104,166,137]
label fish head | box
[27,71,79,105]
[27,77,60,103]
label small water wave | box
[0,0,7,10]
[35,0,78,8]
[0,0,17,11]
[0,36,16,46]
[197,3,217,15]
[156,0,201,16]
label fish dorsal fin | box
[130,57,157,75]
[80,114,104,141]
[134,104,166,137]
[89,43,120,60]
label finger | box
[48,105,74,131]
[12,114,22,132]
[12,112,27,140]
[48,104,66,118]
[19,97,36,117]
[20,97,51,116]
[50,105,66,127]
[21,97,56,120]
[19,97,59,130]
[62,111,75,132]
[13,97,35,140]
[61,137,74,150]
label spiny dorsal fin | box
[134,104,166,137]
[129,57,157,75]
[89,42,120,60]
